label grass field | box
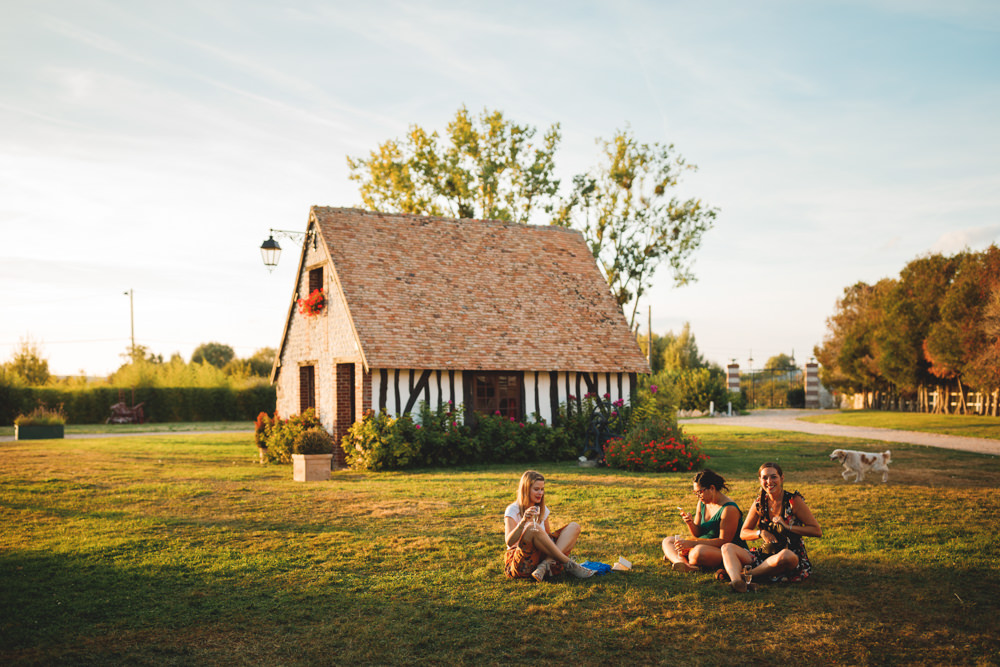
[799,410,1000,440]
[2,425,998,665]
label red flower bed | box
[604,433,709,473]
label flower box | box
[292,453,333,482]
[15,424,65,440]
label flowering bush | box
[603,414,708,473]
[297,288,326,317]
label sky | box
[2,0,999,377]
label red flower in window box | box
[297,288,326,317]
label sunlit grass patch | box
[2,429,999,665]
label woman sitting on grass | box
[720,461,823,592]
[662,469,746,573]
[503,470,595,582]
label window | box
[299,365,316,413]
[472,372,522,420]
[308,267,323,295]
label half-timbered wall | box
[369,368,637,425]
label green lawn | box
[1,426,998,665]
[800,410,1000,440]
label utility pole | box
[124,289,135,359]
[647,305,652,367]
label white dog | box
[829,448,892,483]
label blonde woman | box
[503,470,595,582]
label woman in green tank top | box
[662,469,747,573]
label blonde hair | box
[517,470,546,518]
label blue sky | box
[3,0,999,376]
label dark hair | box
[759,461,784,477]
[693,469,728,492]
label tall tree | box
[874,253,959,394]
[814,280,892,395]
[5,336,51,385]
[346,106,561,223]
[191,342,235,369]
[554,128,717,328]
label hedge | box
[0,385,275,425]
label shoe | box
[564,559,596,579]
[531,560,550,583]
[671,561,699,573]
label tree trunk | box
[956,379,967,415]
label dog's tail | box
[884,450,892,463]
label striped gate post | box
[805,363,820,409]
[727,364,740,395]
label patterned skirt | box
[504,527,566,580]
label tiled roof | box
[312,207,649,373]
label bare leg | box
[747,549,798,579]
[721,543,753,590]
[661,535,698,572]
[687,545,723,570]
[523,525,573,564]
[554,521,581,556]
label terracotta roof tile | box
[312,207,649,373]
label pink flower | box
[650,385,658,394]
[415,424,422,430]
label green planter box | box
[14,424,65,440]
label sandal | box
[715,568,730,583]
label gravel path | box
[680,409,1000,456]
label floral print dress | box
[749,490,813,583]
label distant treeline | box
[815,245,1000,415]
[0,385,275,426]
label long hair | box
[693,469,728,492]
[516,470,546,518]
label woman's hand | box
[523,505,540,524]
[674,536,692,556]
[679,509,693,524]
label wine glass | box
[533,503,542,530]
[742,566,753,586]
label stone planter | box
[15,424,65,440]
[292,453,333,482]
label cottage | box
[271,207,649,464]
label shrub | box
[293,427,333,455]
[14,403,67,426]
[263,409,322,464]
[604,419,708,473]
[254,412,271,449]
[341,403,579,471]
[342,411,420,471]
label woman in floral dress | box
[721,462,823,592]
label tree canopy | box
[191,342,236,369]
[347,106,561,224]
[348,108,717,329]
[3,336,51,385]
[554,128,716,328]
[814,245,1000,413]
